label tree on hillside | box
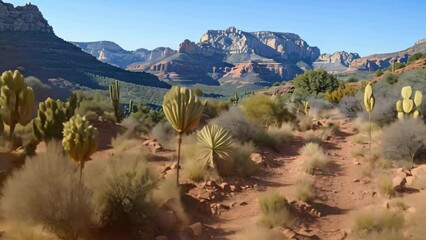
[293,69,340,97]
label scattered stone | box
[220,182,231,192]
[143,139,164,153]
[239,201,248,206]
[353,179,360,183]
[189,222,203,236]
[405,176,415,186]
[282,228,297,239]
[250,153,267,167]
[155,210,178,232]
[205,180,220,189]
[392,176,407,192]
[353,160,361,165]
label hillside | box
[0,1,169,98]
[346,39,426,73]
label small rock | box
[392,176,407,191]
[250,153,266,167]
[239,201,248,206]
[405,176,415,186]
[353,179,360,183]
[220,182,231,192]
[353,161,361,165]
[190,222,203,236]
[155,210,177,232]
[206,180,219,189]
[282,228,297,239]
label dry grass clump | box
[351,149,365,158]
[352,208,405,240]
[258,191,294,228]
[232,142,259,177]
[151,121,176,149]
[377,174,396,198]
[319,122,338,140]
[182,140,211,182]
[234,225,283,240]
[294,176,315,202]
[1,225,57,240]
[303,131,322,144]
[1,141,96,240]
[297,114,313,132]
[300,143,330,174]
[267,123,293,144]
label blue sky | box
[9,0,426,56]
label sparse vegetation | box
[377,175,396,198]
[300,143,329,174]
[352,208,404,239]
[294,176,315,202]
[258,191,294,228]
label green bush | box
[293,69,340,97]
[382,72,398,85]
[408,52,425,64]
[232,142,259,177]
[375,69,384,77]
[241,94,294,127]
[203,99,230,118]
[76,91,113,120]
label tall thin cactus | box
[162,86,204,185]
[0,70,34,139]
[109,80,121,123]
[363,83,375,156]
[230,92,240,105]
[396,86,422,120]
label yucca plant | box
[62,114,99,182]
[0,70,34,139]
[162,86,204,185]
[396,86,422,120]
[197,124,233,176]
[364,83,375,156]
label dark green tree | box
[293,69,340,97]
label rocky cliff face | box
[125,27,318,87]
[312,51,360,73]
[72,41,176,68]
[0,1,53,32]
[0,1,169,96]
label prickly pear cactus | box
[0,70,35,137]
[62,114,98,179]
[33,97,76,141]
[396,86,422,120]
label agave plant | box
[162,86,204,185]
[62,114,99,182]
[363,83,375,156]
[197,125,233,176]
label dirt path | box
[205,119,380,239]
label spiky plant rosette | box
[162,86,204,134]
[197,124,233,176]
[62,114,98,166]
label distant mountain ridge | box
[0,1,169,99]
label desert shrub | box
[85,153,159,239]
[203,99,230,118]
[262,124,293,149]
[382,72,398,85]
[25,76,52,103]
[212,107,262,143]
[377,175,396,198]
[2,225,57,240]
[297,114,313,132]
[293,69,340,97]
[307,98,335,119]
[181,135,212,182]
[241,94,294,127]
[339,94,363,118]
[294,176,315,202]
[258,191,293,228]
[300,143,329,174]
[303,131,322,144]
[1,142,96,240]
[381,119,426,165]
[375,69,384,77]
[234,225,283,240]
[325,85,360,103]
[232,142,259,177]
[408,52,425,64]
[129,104,165,132]
[151,121,176,149]
[76,91,113,120]
[352,208,404,239]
